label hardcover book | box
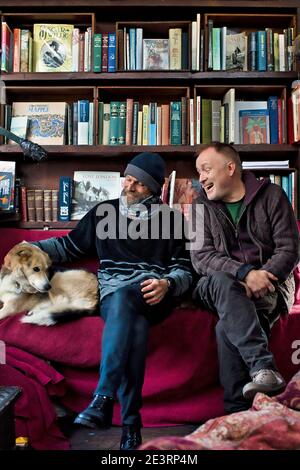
[0,160,16,211]
[226,31,246,71]
[12,102,67,145]
[33,23,74,72]
[239,109,270,144]
[143,39,169,70]
[71,171,121,220]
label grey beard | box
[121,189,147,207]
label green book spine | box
[93,33,102,72]
[201,99,212,144]
[109,101,119,145]
[118,101,126,145]
[170,101,181,145]
[98,101,104,144]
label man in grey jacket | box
[190,142,299,413]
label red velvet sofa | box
[0,227,300,450]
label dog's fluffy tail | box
[49,308,98,323]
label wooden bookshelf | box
[0,0,299,226]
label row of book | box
[4,101,94,146]
[98,99,188,146]
[2,93,298,147]
[0,23,101,73]
[196,93,285,145]
[117,28,189,71]
[207,23,295,72]
[13,166,297,223]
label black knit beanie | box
[124,152,166,195]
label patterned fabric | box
[140,370,300,450]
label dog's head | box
[2,242,52,293]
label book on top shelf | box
[71,171,121,220]
[33,24,74,72]
[143,39,169,70]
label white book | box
[136,28,143,70]
[189,98,194,146]
[84,30,89,72]
[279,33,286,71]
[191,22,197,71]
[137,110,143,145]
[9,116,28,141]
[168,170,176,208]
[88,102,94,145]
[242,160,289,168]
[222,88,235,144]
[235,100,268,144]
[196,14,201,71]
[77,100,89,145]
[221,26,227,70]
[196,96,201,144]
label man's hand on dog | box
[141,279,169,306]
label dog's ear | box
[15,248,32,261]
[3,252,13,270]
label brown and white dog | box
[0,242,98,326]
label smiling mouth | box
[205,183,214,192]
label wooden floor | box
[68,424,197,450]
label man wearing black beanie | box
[31,152,193,450]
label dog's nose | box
[43,284,51,291]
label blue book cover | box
[59,176,72,221]
[268,96,278,144]
[108,33,116,72]
[257,31,267,71]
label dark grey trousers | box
[195,271,280,413]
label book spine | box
[26,189,34,221]
[103,103,110,145]
[136,28,143,70]
[125,98,134,145]
[20,186,28,222]
[51,190,59,222]
[109,101,120,145]
[118,101,126,144]
[59,176,72,221]
[13,28,20,72]
[72,28,79,72]
[268,96,279,144]
[34,189,44,222]
[170,101,181,145]
[132,101,139,145]
[78,100,89,145]
[161,104,170,145]
[257,31,267,71]
[108,33,116,72]
[129,28,136,70]
[98,101,104,144]
[142,105,149,145]
[102,33,109,72]
[93,33,102,72]
[169,28,182,70]
[149,102,157,145]
[43,189,52,222]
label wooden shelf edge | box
[12,221,77,230]
[0,144,298,159]
[1,71,298,82]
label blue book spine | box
[281,175,289,201]
[129,28,136,70]
[257,31,267,71]
[108,33,116,72]
[149,102,157,145]
[59,176,72,221]
[267,96,278,144]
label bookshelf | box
[0,0,299,229]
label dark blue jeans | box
[94,283,173,427]
[195,272,279,413]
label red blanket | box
[1,308,300,449]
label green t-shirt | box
[225,198,244,225]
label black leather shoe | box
[74,394,114,429]
[120,424,142,450]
